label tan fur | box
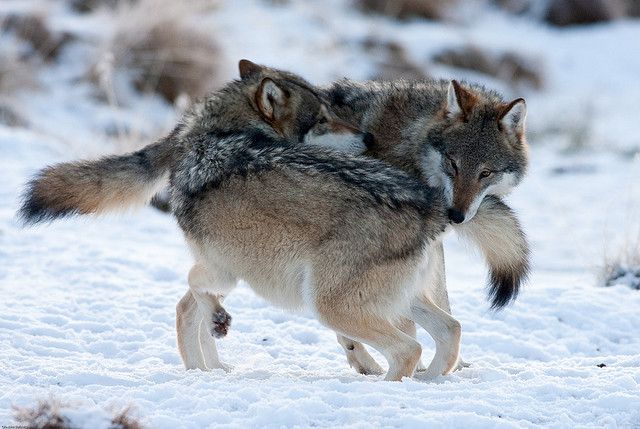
[32,164,167,216]
[455,197,528,275]
[178,168,458,381]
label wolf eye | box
[318,116,328,124]
[479,170,493,179]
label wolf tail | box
[454,196,530,310]
[19,131,177,225]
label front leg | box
[425,241,470,371]
[176,290,231,371]
[179,264,236,371]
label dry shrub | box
[545,0,625,26]
[69,0,137,14]
[433,45,543,89]
[356,0,455,21]
[0,103,27,126]
[14,400,70,429]
[0,49,37,126]
[14,398,146,429]
[492,0,534,15]
[362,37,428,81]
[93,0,221,104]
[1,13,72,62]
[110,406,146,429]
[625,0,640,17]
[602,230,640,290]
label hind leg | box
[336,317,423,375]
[336,334,384,375]
[329,315,421,381]
[409,294,461,379]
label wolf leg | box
[409,294,461,379]
[330,316,421,381]
[426,242,470,370]
[186,264,236,370]
[188,264,235,338]
[336,334,384,375]
[176,290,207,370]
[198,316,231,372]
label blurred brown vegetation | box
[14,399,146,429]
[433,45,543,89]
[356,0,456,20]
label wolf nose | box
[447,208,465,224]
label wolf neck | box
[327,79,448,178]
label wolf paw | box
[210,308,232,338]
[454,358,471,371]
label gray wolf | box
[19,60,462,381]
[18,61,523,380]
[323,78,530,373]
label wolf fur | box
[19,60,463,381]
[322,78,530,373]
[18,61,525,380]
[324,78,530,308]
[19,61,364,224]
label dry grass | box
[1,13,72,62]
[14,399,70,429]
[362,37,428,81]
[356,0,456,21]
[544,0,626,26]
[70,0,137,13]
[433,45,543,89]
[602,231,640,290]
[625,0,640,17]
[92,0,221,104]
[13,398,146,429]
[491,0,534,15]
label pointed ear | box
[256,78,288,121]
[239,59,263,80]
[499,98,526,134]
[446,80,477,119]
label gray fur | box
[323,78,530,309]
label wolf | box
[19,61,527,380]
[19,60,469,381]
[321,78,530,374]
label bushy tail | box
[454,196,530,310]
[19,133,176,225]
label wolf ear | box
[256,78,288,121]
[446,80,477,120]
[499,98,526,134]
[239,59,264,80]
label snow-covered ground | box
[1,1,640,428]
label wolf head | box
[238,60,367,152]
[421,80,528,224]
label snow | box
[1,1,640,428]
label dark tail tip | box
[17,176,75,226]
[488,260,530,310]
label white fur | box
[462,172,517,223]
[490,172,518,196]
[421,147,453,205]
[446,81,462,118]
[501,100,526,133]
[304,132,366,154]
